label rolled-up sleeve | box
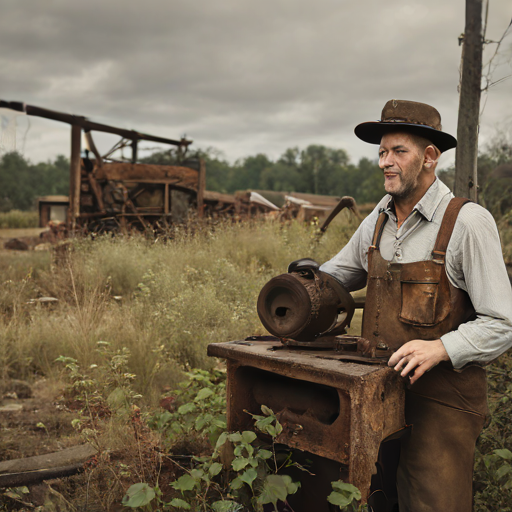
[441,204,512,368]
[320,207,381,292]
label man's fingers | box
[388,348,411,367]
[409,363,429,384]
[400,357,420,378]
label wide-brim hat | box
[354,99,457,153]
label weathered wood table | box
[208,339,405,507]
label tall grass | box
[0,213,359,403]
[0,209,38,228]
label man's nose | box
[379,152,394,169]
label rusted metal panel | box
[94,163,199,191]
[170,189,192,223]
[208,340,405,504]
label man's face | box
[378,132,425,200]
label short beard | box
[388,177,417,200]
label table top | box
[208,340,394,380]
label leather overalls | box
[362,198,489,512]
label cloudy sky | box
[0,0,511,170]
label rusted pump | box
[257,258,355,343]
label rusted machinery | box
[0,100,205,233]
[208,260,405,511]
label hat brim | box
[354,121,457,153]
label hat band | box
[381,117,439,130]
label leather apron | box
[362,198,489,512]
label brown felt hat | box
[354,99,457,153]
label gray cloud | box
[0,0,510,169]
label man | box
[320,100,512,511]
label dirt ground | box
[0,379,80,462]
[0,228,50,253]
[0,377,93,510]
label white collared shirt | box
[320,178,512,368]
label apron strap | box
[432,197,471,261]
[371,211,389,250]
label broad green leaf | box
[228,432,242,443]
[121,483,156,508]
[230,476,244,490]
[239,468,258,489]
[169,498,191,509]
[232,457,250,471]
[190,468,205,480]
[496,463,512,480]
[178,403,196,415]
[171,474,196,492]
[275,421,283,435]
[261,405,274,416]
[258,449,273,460]
[213,418,227,429]
[255,416,274,428]
[215,432,228,451]
[266,425,276,437]
[241,431,257,443]
[195,415,206,430]
[495,449,512,460]
[234,442,253,457]
[195,388,214,401]
[257,474,297,505]
[331,480,361,499]
[327,491,354,508]
[209,462,223,477]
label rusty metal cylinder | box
[257,264,355,342]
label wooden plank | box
[87,172,106,212]
[70,125,82,230]
[164,183,169,215]
[0,100,191,148]
[131,140,138,163]
[197,158,206,218]
[84,131,104,167]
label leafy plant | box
[124,405,301,511]
[149,369,227,447]
[328,481,362,511]
[474,354,512,511]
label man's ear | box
[424,145,440,169]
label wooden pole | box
[131,140,138,163]
[197,158,206,218]
[164,183,169,215]
[70,124,82,231]
[454,0,483,201]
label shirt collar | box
[382,178,451,222]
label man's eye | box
[379,152,385,158]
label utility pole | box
[454,0,483,201]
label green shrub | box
[0,209,38,228]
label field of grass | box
[0,213,359,402]
[0,212,510,510]
[0,210,38,229]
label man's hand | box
[387,339,450,385]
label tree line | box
[1,136,511,214]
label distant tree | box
[0,151,69,211]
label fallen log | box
[0,443,97,488]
